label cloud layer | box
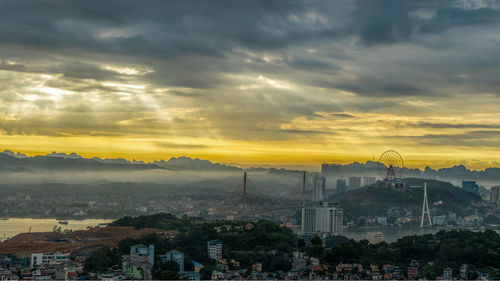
[1,0,500,169]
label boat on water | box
[58,221,69,225]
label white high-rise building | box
[207,240,223,261]
[301,202,343,237]
[313,174,326,202]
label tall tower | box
[420,182,432,228]
[243,171,247,220]
[302,171,306,208]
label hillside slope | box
[330,178,482,220]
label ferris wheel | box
[378,150,404,181]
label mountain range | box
[2,150,500,184]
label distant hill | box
[3,149,500,180]
[0,153,164,172]
[153,156,242,171]
[330,178,482,220]
[324,161,500,185]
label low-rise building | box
[211,270,224,280]
[130,244,155,267]
[443,267,453,280]
[31,252,70,268]
[165,250,184,273]
[183,271,200,281]
[432,215,447,225]
[366,231,384,244]
[407,260,420,280]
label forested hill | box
[96,214,500,280]
[330,178,482,220]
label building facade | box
[363,176,376,186]
[366,231,384,244]
[130,244,155,267]
[312,174,326,202]
[207,240,223,261]
[336,179,347,193]
[301,202,343,237]
[491,186,500,203]
[443,267,453,280]
[166,250,184,273]
[31,252,70,268]
[407,260,420,280]
[432,215,447,225]
[348,176,361,190]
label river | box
[0,218,114,242]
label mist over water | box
[0,170,242,185]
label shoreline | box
[0,216,118,221]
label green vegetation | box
[85,214,500,278]
[152,261,179,280]
[111,213,297,270]
[321,230,500,278]
[330,178,482,220]
[83,247,122,273]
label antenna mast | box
[243,171,247,220]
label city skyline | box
[2,1,500,169]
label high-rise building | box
[321,163,341,176]
[301,202,343,237]
[363,176,376,186]
[207,240,223,261]
[336,179,347,193]
[491,186,500,203]
[313,174,326,202]
[348,176,361,190]
[462,180,479,195]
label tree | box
[153,261,179,280]
[83,247,122,273]
[307,236,324,258]
[310,236,322,246]
[200,265,216,280]
[117,237,137,255]
[298,238,306,249]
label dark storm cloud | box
[336,77,428,97]
[1,0,500,92]
[354,0,413,45]
[420,6,500,33]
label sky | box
[1,0,500,170]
